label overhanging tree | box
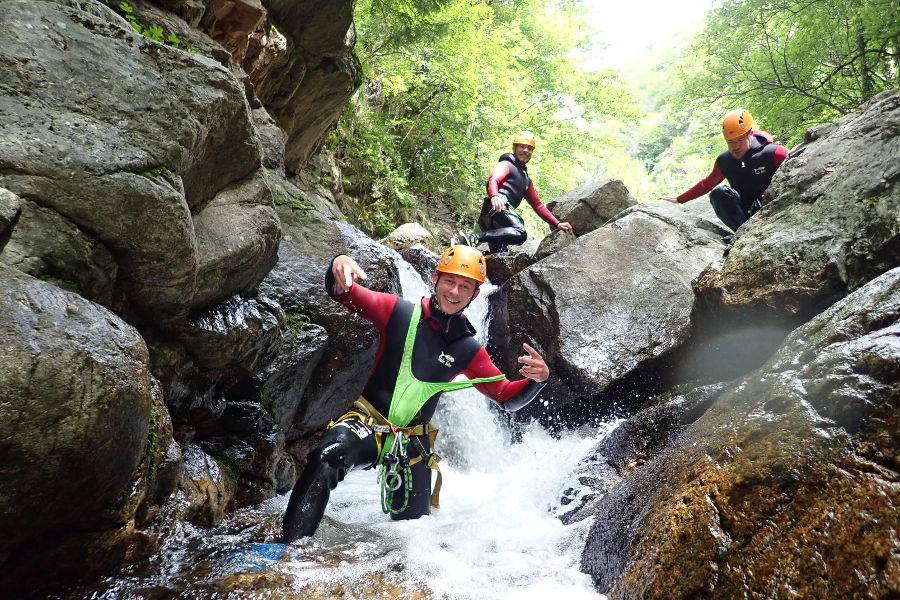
[691,0,898,142]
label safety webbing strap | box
[387,302,505,428]
[355,396,443,508]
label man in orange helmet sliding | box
[457,131,573,253]
[661,109,790,231]
[282,245,551,541]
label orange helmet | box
[722,109,755,140]
[512,131,536,149]
[435,245,486,284]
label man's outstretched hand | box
[332,255,367,293]
[518,342,550,382]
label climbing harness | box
[377,425,414,514]
[329,301,505,514]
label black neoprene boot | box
[281,453,338,541]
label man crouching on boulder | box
[282,245,550,541]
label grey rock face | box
[581,267,900,598]
[491,200,725,415]
[175,295,283,373]
[696,89,900,320]
[247,0,362,170]
[0,0,278,321]
[546,178,638,234]
[0,188,20,246]
[258,217,403,449]
[192,171,282,309]
[0,264,155,585]
[536,179,639,259]
[0,198,121,310]
[256,323,330,434]
[485,251,536,287]
[398,244,440,283]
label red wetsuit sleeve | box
[774,145,789,168]
[677,163,725,202]
[486,162,511,197]
[333,283,397,331]
[462,347,532,402]
[524,183,560,227]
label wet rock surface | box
[490,200,726,421]
[0,2,897,598]
[580,267,900,598]
[0,264,161,593]
[696,89,900,322]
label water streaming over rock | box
[66,256,616,600]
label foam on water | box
[266,264,615,599]
[74,258,617,599]
[272,396,615,600]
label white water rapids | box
[73,260,617,600]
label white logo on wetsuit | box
[754,165,768,175]
[438,351,455,367]
[335,418,372,440]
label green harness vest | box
[380,301,505,459]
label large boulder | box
[545,179,639,235]
[0,0,280,322]
[489,200,726,419]
[258,210,403,454]
[245,0,362,171]
[695,89,900,322]
[380,222,436,252]
[1,197,122,310]
[0,264,160,593]
[191,171,282,310]
[581,266,900,598]
[485,251,537,287]
[536,178,639,259]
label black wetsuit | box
[478,153,560,252]
[281,263,545,541]
[676,132,789,231]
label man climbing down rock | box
[281,245,551,541]
[456,131,573,253]
[660,109,790,231]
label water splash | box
[66,253,616,599]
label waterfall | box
[275,258,617,599]
[69,255,617,599]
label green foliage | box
[141,165,181,189]
[118,1,141,30]
[274,189,315,212]
[213,452,243,480]
[330,0,643,238]
[111,2,183,49]
[331,0,896,229]
[616,0,897,201]
[143,403,159,474]
[686,0,898,143]
[284,311,312,335]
